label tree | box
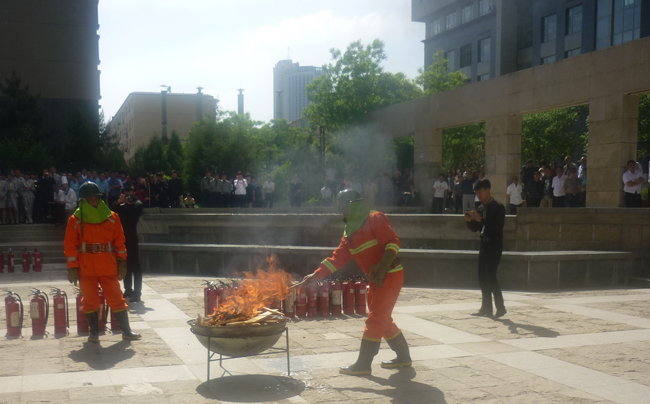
[0,128,51,173]
[415,50,468,95]
[442,124,486,172]
[0,71,42,142]
[165,131,184,172]
[60,111,101,171]
[637,94,650,159]
[130,135,170,177]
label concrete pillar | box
[587,94,639,207]
[414,128,442,207]
[485,115,522,205]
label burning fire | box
[209,255,294,324]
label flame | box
[211,255,294,323]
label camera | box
[126,195,135,204]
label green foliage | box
[165,131,184,172]
[130,135,171,177]
[521,105,588,163]
[0,71,42,142]
[415,50,468,95]
[0,129,51,173]
[442,124,486,173]
[637,94,650,159]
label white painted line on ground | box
[392,313,489,344]
[393,301,528,314]
[544,304,650,328]
[500,329,650,351]
[137,299,190,322]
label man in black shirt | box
[464,178,506,318]
[168,170,184,208]
[525,171,544,207]
[111,185,144,302]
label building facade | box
[273,59,323,124]
[413,0,650,82]
[106,91,217,162]
[0,0,100,140]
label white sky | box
[98,0,424,123]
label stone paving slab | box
[1,268,650,403]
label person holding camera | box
[464,178,506,319]
[110,185,144,302]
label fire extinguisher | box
[318,282,330,317]
[343,281,356,315]
[110,308,120,332]
[355,280,367,315]
[283,289,296,318]
[306,282,318,317]
[203,280,218,317]
[216,282,226,305]
[7,248,15,273]
[295,285,307,317]
[30,288,49,336]
[22,248,30,273]
[270,297,282,311]
[330,281,342,316]
[0,250,4,273]
[76,288,88,333]
[32,248,42,273]
[4,291,23,337]
[98,289,107,332]
[50,288,69,336]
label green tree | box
[165,131,184,172]
[442,124,486,172]
[637,94,650,159]
[0,71,42,142]
[415,50,468,95]
[130,135,171,177]
[0,128,51,173]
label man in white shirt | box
[233,171,248,208]
[506,176,523,215]
[262,174,275,208]
[551,167,566,207]
[432,174,448,214]
[623,159,645,207]
[62,182,77,213]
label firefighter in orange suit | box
[64,182,141,343]
[303,189,411,375]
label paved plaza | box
[1,265,650,403]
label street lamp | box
[160,85,170,145]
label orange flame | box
[211,255,294,322]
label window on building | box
[478,37,491,62]
[431,19,441,36]
[566,5,583,35]
[597,0,641,49]
[445,50,456,71]
[540,55,556,65]
[542,14,557,43]
[479,0,494,16]
[477,73,491,82]
[461,5,472,24]
[446,12,457,30]
[460,44,472,68]
[517,21,534,50]
[565,48,582,58]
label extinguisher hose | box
[17,294,24,331]
[62,291,69,330]
[43,292,50,331]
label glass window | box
[461,5,472,24]
[446,12,457,30]
[542,14,557,43]
[445,50,456,71]
[540,55,556,65]
[565,48,582,58]
[597,0,640,49]
[477,73,490,82]
[460,44,472,68]
[566,5,583,35]
[478,37,491,62]
[431,19,441,36]
[517,21,533,50]
[479,0,494,16]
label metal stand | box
[206,328,290,381]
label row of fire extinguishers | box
[202,277,368,319]
[4,287,121,337]
[0,248,43,273]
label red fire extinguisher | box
[110,308,120,332]
[343,281,356,315]
[76,288,88,333]
[306,282,318,317]
[283,289,296,318]
[32,248,42,273]
[203,280,218,317]
[4,291,23,337]
[295,285,307,317]
[7,248,15,273]
[22,248,30,273]
[318,282,330,317]
[216,282,226,305]
[50,288,69,336]
[0,251,4,273]
[355,280,367,315]
[30,288,49,336]
[330,281,342,316]
[98,289,107,332]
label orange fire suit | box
[314,211,404,341]
[64,212,128,313]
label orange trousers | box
[363,269,403,341]
[79,274,128,313]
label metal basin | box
[190,320,287,358]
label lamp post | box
[160,85,170,145]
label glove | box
[367,263,389,288]
[118,258,127,281]
[67,268,79,286]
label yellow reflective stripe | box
[67,257,77,262]
[322,259,337,274]
[349,239,379,255]
[117,251,127,255]
[362,335,381,342]
[386,243,400,254]
[387,264,403,274]
[385,330,402,341]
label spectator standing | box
[5,174,19,224]
[563,168,582,207]
[520,159,537,194]
[16,170,26,223]
[453,175,463,214]
[563,156,578,177]
[70,175,81,195]
[580,168,588,206]
[551,167,567,207]
[578,157,587,180]
[168,170,184,208]
[135,180,149,207]
[506,177,523,215]
[50,166,61,188]
[445,171,454,210]
[62,182,77,218]
[201,171,213,207]
[432,174,448,214]
[210,172,221,208]
[158,174,169,208]
[245,173,255,208]
[37,170,54,223]
[525,171,544,208]
[461,171,476,211]
[233,171,248,208]
[623,160,644,207]
[219,172,231,208]
[107,172,122,205]
[289,174,303,208]
[252,178,264,208]
[23,174,36,223]
[321,182,332,206]
[540,167,554,207]
[51,184,66,224]
[262,174,275,208]
[149,175,161,207]
[96,173,110,202]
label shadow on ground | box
[338,368,447,404]
[197,375,304,402]
[128,301,154,315]
[68,340,136,369]
[497,319,560,338]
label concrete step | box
[0,236,64,243]
[626,277,650,288]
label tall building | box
[273,59,323,124]
[412,0,650,83]
[0,0,100,139]
[106,91,217,162]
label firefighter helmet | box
[336,189,363,207]
[78,182,103,199]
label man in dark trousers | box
[167,170,184,208]
[525,170,544,208]
[464,178,506,318]
[111,184,144,302]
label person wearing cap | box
[64,182,141,342]
[200,170,213,207]
[218,172,231,208]
[110,184,144,302]
[302,189,411,376]
[563,167,582,207]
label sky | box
[98,0,424,124]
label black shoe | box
[114,310,142,340]
[471,309,493,317]
[85,311,100,343]
[129,294,141,303]
[340,339,380,376]
[123,291,132,298]
[495,308,507,318]
[381,331,412,369]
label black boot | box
[340,338,380,376]
[381,331,412,369]
[114,310,142,340]
[85,311,99,343]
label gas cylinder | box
[355,280,368,315]
[343,281,356,315]
[295,285,307,317]
[50,288,69,336]
[32,248,42,272]
[4,291,23,337]
[7,248,15,273]
[98,290,107,332]
[0,251,4,273]
[30,289,49,336]
[318,282,330,317]
[330,281,342,316]
[306,282,318,317]
[216,282,226,305]
[203,280,218,317]
[22,248,30,273]
[110,308,120,332]
[283,289,296,318]
[76,289,88,333]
